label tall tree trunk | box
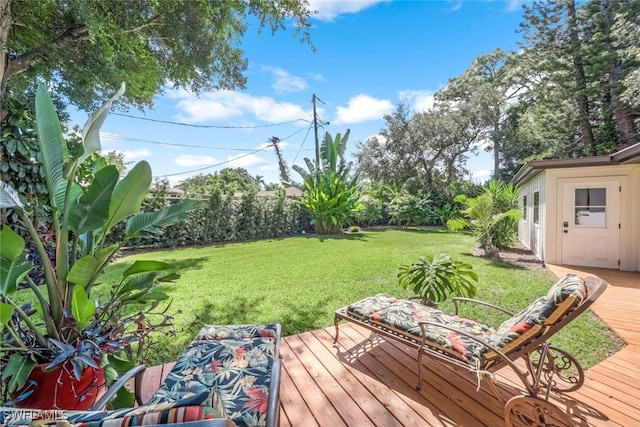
[0,0,12,122]
[566,0,595,153]
[599,0,638,148]
[493,123,500,180]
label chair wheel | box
[527,346,584,393]
[504,395,576,427]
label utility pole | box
[312,94,325,167]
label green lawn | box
[98,227,624,367]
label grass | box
[97,227,624,367]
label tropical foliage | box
[447,181,522,255]
[292,131,362,234]
[397,253,478,304]
[0,84,203,401]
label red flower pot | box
[11,360,105,410]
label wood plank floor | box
[138,266,639,426]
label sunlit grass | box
[96,227,624,366]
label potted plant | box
[0,84,204,409]
[397,253,478,306]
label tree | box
[293,130,361,234]
[355,102,483,191]
[512,0,638,161]
[355,103,413,186]
[0,0,314,118]
[436,48,520,180]
[447,181,522,256]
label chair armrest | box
[90,364,147,410]
[266,357,282,427]
[451,297,515,316]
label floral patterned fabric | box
[148,325,278,427]
[195,324,279,341]
[349,295,495,365]
[489,274,585,352]
[347,294,399,319]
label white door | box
[561,181,620,269]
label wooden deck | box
[139,266,640,426]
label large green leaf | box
[0,226,33,296]
[54,179,83,215]
[101,161,152,238]
[79,83,126,164]
[0,302,14,326]
[69,166,119,234]
[0,181,23,209]
[125,199,205,239]
[67,244,119,289]
[71,285,96,330]
[122,260,175,278]
[2,353,36,393]
[35,85,68,209]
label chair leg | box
[333,316,340,344]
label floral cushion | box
[350,296,495,365]
[347,294,399,319]
[0,394,211,426]
[196,323,279,341]
[489,274,585,353]
[148,328,277,427]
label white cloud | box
[472,169,493,182]
[506,0,525,12]
[448,3,462,12]
[169,174,195,187]
[175,155,217,167]
[263,66,308,93]
[226,153,266,168]
[399,90,435,112]
[334,94,393,124]
[309,0,390,22]
[171,90,312,124]
[117,149,151,161]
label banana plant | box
[0,84,205,396]
[292,130,362,234]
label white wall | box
[518,172,545,261]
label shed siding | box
[518,173,545,260]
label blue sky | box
[71,0,527,187]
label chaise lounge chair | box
[333,274,607,426]
[0,323,282,427]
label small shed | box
[513,143,640,272]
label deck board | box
[138,266,639,426]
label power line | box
[102,133,273,151]
[155,146,273,178]
[153,126,313,179]
[111,112,312,129]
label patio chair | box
[0,323,282,427]
[333,274,607,426]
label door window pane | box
[574,188,606,228]
[575,188,606,207]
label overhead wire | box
[108,110,318,179]
[111,112,312,128]
[153,125,313,179]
